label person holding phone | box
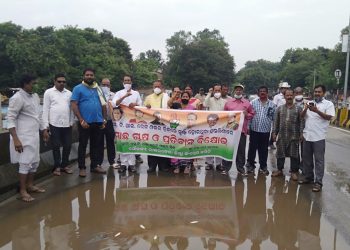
[298,85,335,192]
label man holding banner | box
[144,80,171,173]
[203,84,227,171]
[223,83,255,176]
[112,75,142,173]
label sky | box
[1,0,350,70]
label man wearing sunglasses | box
[42,73,74,176]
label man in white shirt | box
[273,82,290,107]
[299,85,335,192]
[43,73,74,176]
[112,75,142,173]
[204,84,227,170]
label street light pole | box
[343,16,350,107]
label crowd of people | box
[7,68,335,202]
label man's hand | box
[43,130,50,142]
[271,133,277,142]
[13,138,23,153]
[300,135,304,142]
[80,120,89,129]
[243,110,248,116]
[129,103,136,108]
[208,88,213,93]
[308,104,318,113]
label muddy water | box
[0,162,349,250]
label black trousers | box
[78,122,103,170]
[100,120,116,165]
[148,156,170,171]
[277,157,299,172]
[247,130,270,170]
[49,125,72,169]
[223,133,246,172]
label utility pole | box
[343,16,350,107]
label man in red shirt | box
[222,83,255,176]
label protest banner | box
[110,104,244,161]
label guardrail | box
[0,123,81,202]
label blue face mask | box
[314,97,323,103]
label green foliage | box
[236,59,281,93]
[0,22,132,93]
[164,29,235,91]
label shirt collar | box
[54,86,67,92]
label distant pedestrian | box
[246,86,276,175]
[221,84,232,101]
[71,68,107,177]
[7,75,49,202]
[298,85,335,192]
[100,78,119,169]
[112,75,142,173]
[271,89,303,181]
[42,73,74,176]
[194,87,206,104]
[223,83,255,176]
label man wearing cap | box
[222,83,255,176]
[273,82,290,107]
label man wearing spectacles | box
[42,73,75,176]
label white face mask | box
[295,95,303,102]
[123,84,132,91]
[101,86,110,96]
[154,87,162,95]
[214,92,221,99]
[234,94,242,99]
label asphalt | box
[0,126,349,249]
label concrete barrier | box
[0,123,81,202]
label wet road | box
[0,126,350,249]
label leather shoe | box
[91,166,106,174]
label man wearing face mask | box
[71,68,108,177]
[294,87,304,108]
[204,84,227,170]
[99,78,119,169]
[112,75,142,173]
[222,83,255,176]
[298,85,335,192]
[144,80,171,172]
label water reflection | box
[0,167,348,249]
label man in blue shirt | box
[71,68,107,177]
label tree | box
[164,29,235,91]
[236,59,281,93]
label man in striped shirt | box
[246,86,276,175]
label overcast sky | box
[1,0,349,70]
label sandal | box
[312,183,322,192]
[27,186,46,193]
[62,167,73,174]
[53,168,61,176]
[18,194,35,202]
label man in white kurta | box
[7,75,49,202]
[112,75,142,173]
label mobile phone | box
[308,101,315,107]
